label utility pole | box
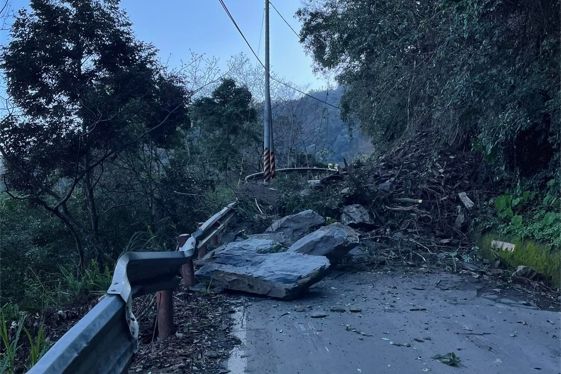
[263,0,275,182]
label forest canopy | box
[298,0,560,177]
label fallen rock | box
[378,180,392,192]
[511,265,541,281]
[196,250,330,300]
[458,192,475,209]
[345,246,369,263]
[310,312,328,318]
[491,240,516,252]
[265,210,325,245]
[307,180,321,189]
[200,237,284,261]
[340,204,373,227]
[288,223,360,263]
[330,306,346,313]
[224,237,283,253]
[454,206,465,229]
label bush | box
[491,177,560,249]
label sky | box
[0,0,330,95]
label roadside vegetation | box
[297,0,559,283]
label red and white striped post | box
[263,0,275,183]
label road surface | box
[225,268,560,374]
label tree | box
[298,0,560,177]
[0,0,189,269]
[190,79,260,178]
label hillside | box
[271,87,373,166]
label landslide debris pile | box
[340,131,488,253]
[239,131,492,260]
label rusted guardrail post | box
[177,234,195,287]
[197,234,219,260]
[155,290,173,339]
[155,234,192,340]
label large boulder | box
[288,223,360,263]
[196,250,330,299]
[219,237,283,254]
[265,210,325,245]
[199,237,284,262]
[340,204,373,227]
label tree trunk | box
[84,151,104,266]
[40,201,86,273]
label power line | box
[216,0,340,111]
[217,0,262,65]
[269,1,300,39]
[257,5,265,56]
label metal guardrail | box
[29,202,237,374]
[244,167,338,182]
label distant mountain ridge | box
[271,86,373,166]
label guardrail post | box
[154,234,191,340]
[177,234,195,287]
[197,234,219,260]
[155,290,173,339]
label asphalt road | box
[225,268,560,374]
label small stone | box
[512,265,540,280]
[311,312,328,318]
[330,306,346,313]
[349,307,362,313]
[341,204,373,227]
[205,350,220,359]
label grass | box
[0,305,51,373]
[24,323,49,369]
[58,261,112,303]
[479,232,561,287]
[0,311,25,374]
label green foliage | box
[479,234,561,287]
[478,173,561,286]
[0,194,72,308]
[190,79,260,176]
[272,173,342,219]
[0,306,50,373]
[298,0,560,175]
[0,311,25,373]
[491,177,561,249]
[0,0,190,268]
[24,323,49,369]
[58,262,112,304]
[494,194,514,219]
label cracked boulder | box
[200,237,285,262]
[196,250,330,299]
[265,209,325,245]
[288,223,360,263]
